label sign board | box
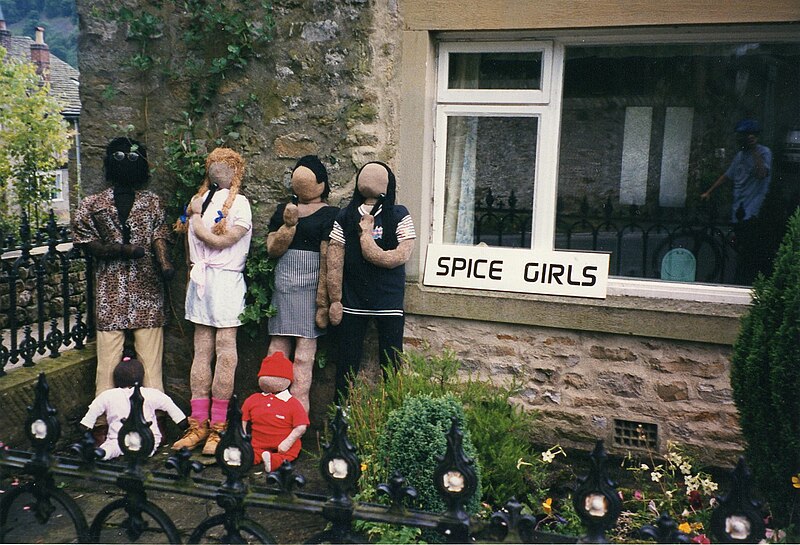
[423,244,609,299]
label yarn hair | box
[174,147,245,234]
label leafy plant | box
[609,442,718,543]
[378,393,482,515]
[731,208,800,527]
[238,237,277,339]
[0,48,71,227]
[343,348,559,543]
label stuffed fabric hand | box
[315,241,330,329]
[278,424,307,453]
[152,239,175,281]
[359,217,414,269]
[327,241,345,326]
[86,240,145,259]
[283,203,299,227]
[266,203,299,258]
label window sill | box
[404,282,748,345]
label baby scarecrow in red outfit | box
[241,352,310,471]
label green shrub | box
[378,393,482,514]
[731,208,800,525]
[344,349,552,511]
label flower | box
[634,490,643,500]
[651,471,663,482]
[680,461,693,475]
[679,522,693,534]
[691,534,711,544]
[792,474,800,489]
[640,463,650,470]
[360,462,368,472]
[542,450,556,463]
[542,497,553,515]
[516,458,533,469]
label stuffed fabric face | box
[104,137,149,188]
[259,375,291,394]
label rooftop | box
[3,34,80,118]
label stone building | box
[75,0,800,464]
[0,9,81,224]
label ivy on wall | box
[99,0,274,214]
[96,0,277,334]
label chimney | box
[0,5,11,51]
[30,27,50,80]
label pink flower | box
[691,533,710,544]
[634,490,643,500]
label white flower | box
[650,471,663,482]
[701,478,719,494]
[640,463,650,470]
[679,462,693,475]
[542,450,556,464]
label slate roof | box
[3,35,81,118]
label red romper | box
[242,390,310,468]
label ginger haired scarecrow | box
[72,137,174,395]
[327,161,416,401]
[241,351,310,472]
[266,155,338,413]
[172,147,253,456]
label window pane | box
[448,52,542,90]
[556,42,800,286]
[443,115,537,247]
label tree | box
[730,208,800,526]
[0,46,71,226]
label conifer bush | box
[377,393,482,514]
[730,208,800,525]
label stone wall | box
[405,315,743,466]
[76,0,404,415]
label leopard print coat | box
[73,188,172,330]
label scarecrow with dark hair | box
[265,155,339,413]
[172,147,252,456]
[327,161,416,401]
[72,137,175,395]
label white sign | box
[423,244,609,299]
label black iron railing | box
[473,190,739,284]
[0,211,94,376]
[0,373,768,544]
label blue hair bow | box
[214,210,224,223]
[179,205,189,224]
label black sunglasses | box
[112,151,143,162]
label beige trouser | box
[95,328,164,394]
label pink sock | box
[210,398,229,426]
[190,398,210,421]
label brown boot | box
[171,417,209,450]
[202,422,227,456]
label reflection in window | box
[555,42,800,286]
[448,52,542,90]
[443,115,537,247]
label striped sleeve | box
[396,214,416,242]
[330,220,346,244]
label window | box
[51,170,65,201]
[432,31,800,297]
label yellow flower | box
[792,474,800,489]
[692,522,704,531]
[542,497,553,515]
[360,462,368,472]
[678,522,692,534]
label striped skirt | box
[268,249,324,338]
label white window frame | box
[431,31,798,305]
[437,41,555,104]
[51,169,65,202]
